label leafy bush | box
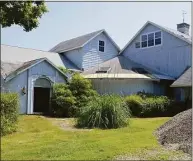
[58,66,75,75]
[141,96,171,117]
[77,95,130,129]
[1,93,19,136]
[125,93,171,117]
[125,95,144,117]
[51,83,76,117]
[69,73,98,111]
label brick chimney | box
[177,23,190,35]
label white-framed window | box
[155,31,161,45]
[141,35,147,48]
[135,31,162,49]
[99,40,105,52]
[135,42,140,48]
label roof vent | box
[177,23,190,35]
[96,67,111,73]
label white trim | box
[82,29,121,51]
[98,40,105,52]
[52,30,120,53]
[119,21,191,55]
[139,30,162,49]
[170,84,192,87]
[29,75,54,114]
[5,58,68,82]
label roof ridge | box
[58,29,104,44]
[1,44,57,54]
[49,29,104,52]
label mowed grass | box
[1,115,170,160]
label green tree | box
[0,1,48,32]
[69,73,98,110]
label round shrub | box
[51,83,76,117]
[69,73,98,110]
[125,95,144,117]
[77,95,130,129]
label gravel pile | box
[155,109,192,155]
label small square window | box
[99,41,104,46]
[99,46,104,52]
[142,35,147,41]
[141,41,147,48]
[135,42,140,48]
[155,31,161,38]
[155,38,161,45]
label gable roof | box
[82,55,175,80]
[171,67,192,87]
[120,21,192,54]
[1,44,80,71]
[1,58,68,82]
[49,29,120,53]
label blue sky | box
[1,2,191,51]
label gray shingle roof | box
[161,25,192,44]
[49,29,104,53]
[1,58,69,82]
[82,56,175,80]
[1,58,44,79]
[120,21,191,54]
[1,44,80,71]
[171,67,192,87]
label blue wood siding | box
[90,79,165,96]
[2,60,66,114]
[63,32,119,70]
[3,71,28,114]
[64,49,83,69]
[29,61,66,83]
[122,24,192,78]
[81,33,119,69]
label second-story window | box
[141,35,147,48]
[155,31,161,45]
[137,31,162,49]
[99,40,105,52]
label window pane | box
[141,41,147,48]
[155,38,161,45]
[148,33,154,40]
[148,39,154,46]
[99,46,104,52]
[135,42,140,48]
[155,31,161,38]
[99,41,104,46]
[141,35,147,41]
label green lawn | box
[1,115,185,160]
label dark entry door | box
[34,87,50,113]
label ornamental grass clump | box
[77,95,130,129]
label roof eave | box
[119,21,192,55]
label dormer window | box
[155,31,161,45]
[135,31,162,49]
[99,40,105,52]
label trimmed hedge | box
[125,92,191,117]
[51,83,76,117]
[1,93,19,136]
[125,94,170,117]
[77,95,130,129]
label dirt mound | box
[155,109,192,155]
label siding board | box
[122,24,192,78]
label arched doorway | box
[33,77,52,113]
